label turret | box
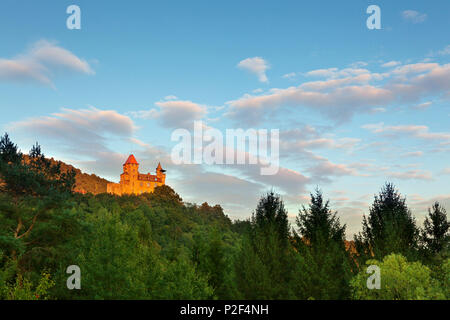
[123,154,139,179]
[156,162,166,184]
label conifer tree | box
[293,188,353,299]
[422,202,449,255]
[0,133,22,164]
[354,182,419,261]
[252,190,290,245]
[235,191,297,299]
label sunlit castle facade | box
[107,155,166,196]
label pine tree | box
[252,190,290,245]
[422,202,449,255]
[235,191,297,299]
[293,188,353,299]
[0,135,76,260]
[0,133,22,164]
[295,188,346,244]
[354,182,419,260]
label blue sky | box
[1,0,449,237]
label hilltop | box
[23,155,110,195]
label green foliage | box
[293,188,353,299]
[422,202,450,255]
[235,192,300,299]
[0,271,55,300]
[351,254,446,300]
[0,134,448,300]
[0,133,22,164]
[192,229,239,299]
[354,182,419,261]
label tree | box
[422,202,449,255]
[350,254,446,300]
[192,229,238,299]
[235,191,298,299]
[0,133,22,164]
[0,135,78,291]
[354,183,419,261]
[252,191,290,245]
[0,137,75,200]
[0,271,55,300]
[295,188,346,244]
[293,188,353,299]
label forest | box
[0,133,449,300]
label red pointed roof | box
[156,162,166,173]
[124,154,138,165]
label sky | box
[1,0,449,237]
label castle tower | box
[122,154,139,179]
[120,154,139,194]
[156,162,166,185]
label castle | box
[107,154,166,196]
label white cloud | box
[226,83,392,125]
[282,72,297,80]
[362,123,450,142]
[280,127,361,152]
[370,107,386,114]
[237,57,270,83]
[402,10,427,24]
[8,107,137,179]
[163,95,178,100]
[305,67,373,79]
[348,61,368,68]
[391,63,438,76]
[306,160,360,183]
[381,61,401,68]
[225,62,450,126]
[438,45,450,56]
[388,169,432,181]
[401,151,423,157]
[0,39,94,87]
[131,100,208,129]
[411,101,432,110]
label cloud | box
[225,62,450,126]
[411,101,432,110]
[306,159,360,183]
[0,39,94,87]
[163,95,178,100]
[381,61,401,68]
[305,67,373,79]
[280,127,361,152]
[402,10,427,24]
[388,169,433,181]
[173,167,264,216]
[226,83,392,125]
[131,100,208,129]
[401,151,423,158]
[410,194,450,224]
[9,107,135,162]
[437,45,450,56]
[391,63,438,76]
[282,72,297,80]
[370,107,386,114]
[237,57,270,83]
[348,61,368,68]
[362,123,450,143]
